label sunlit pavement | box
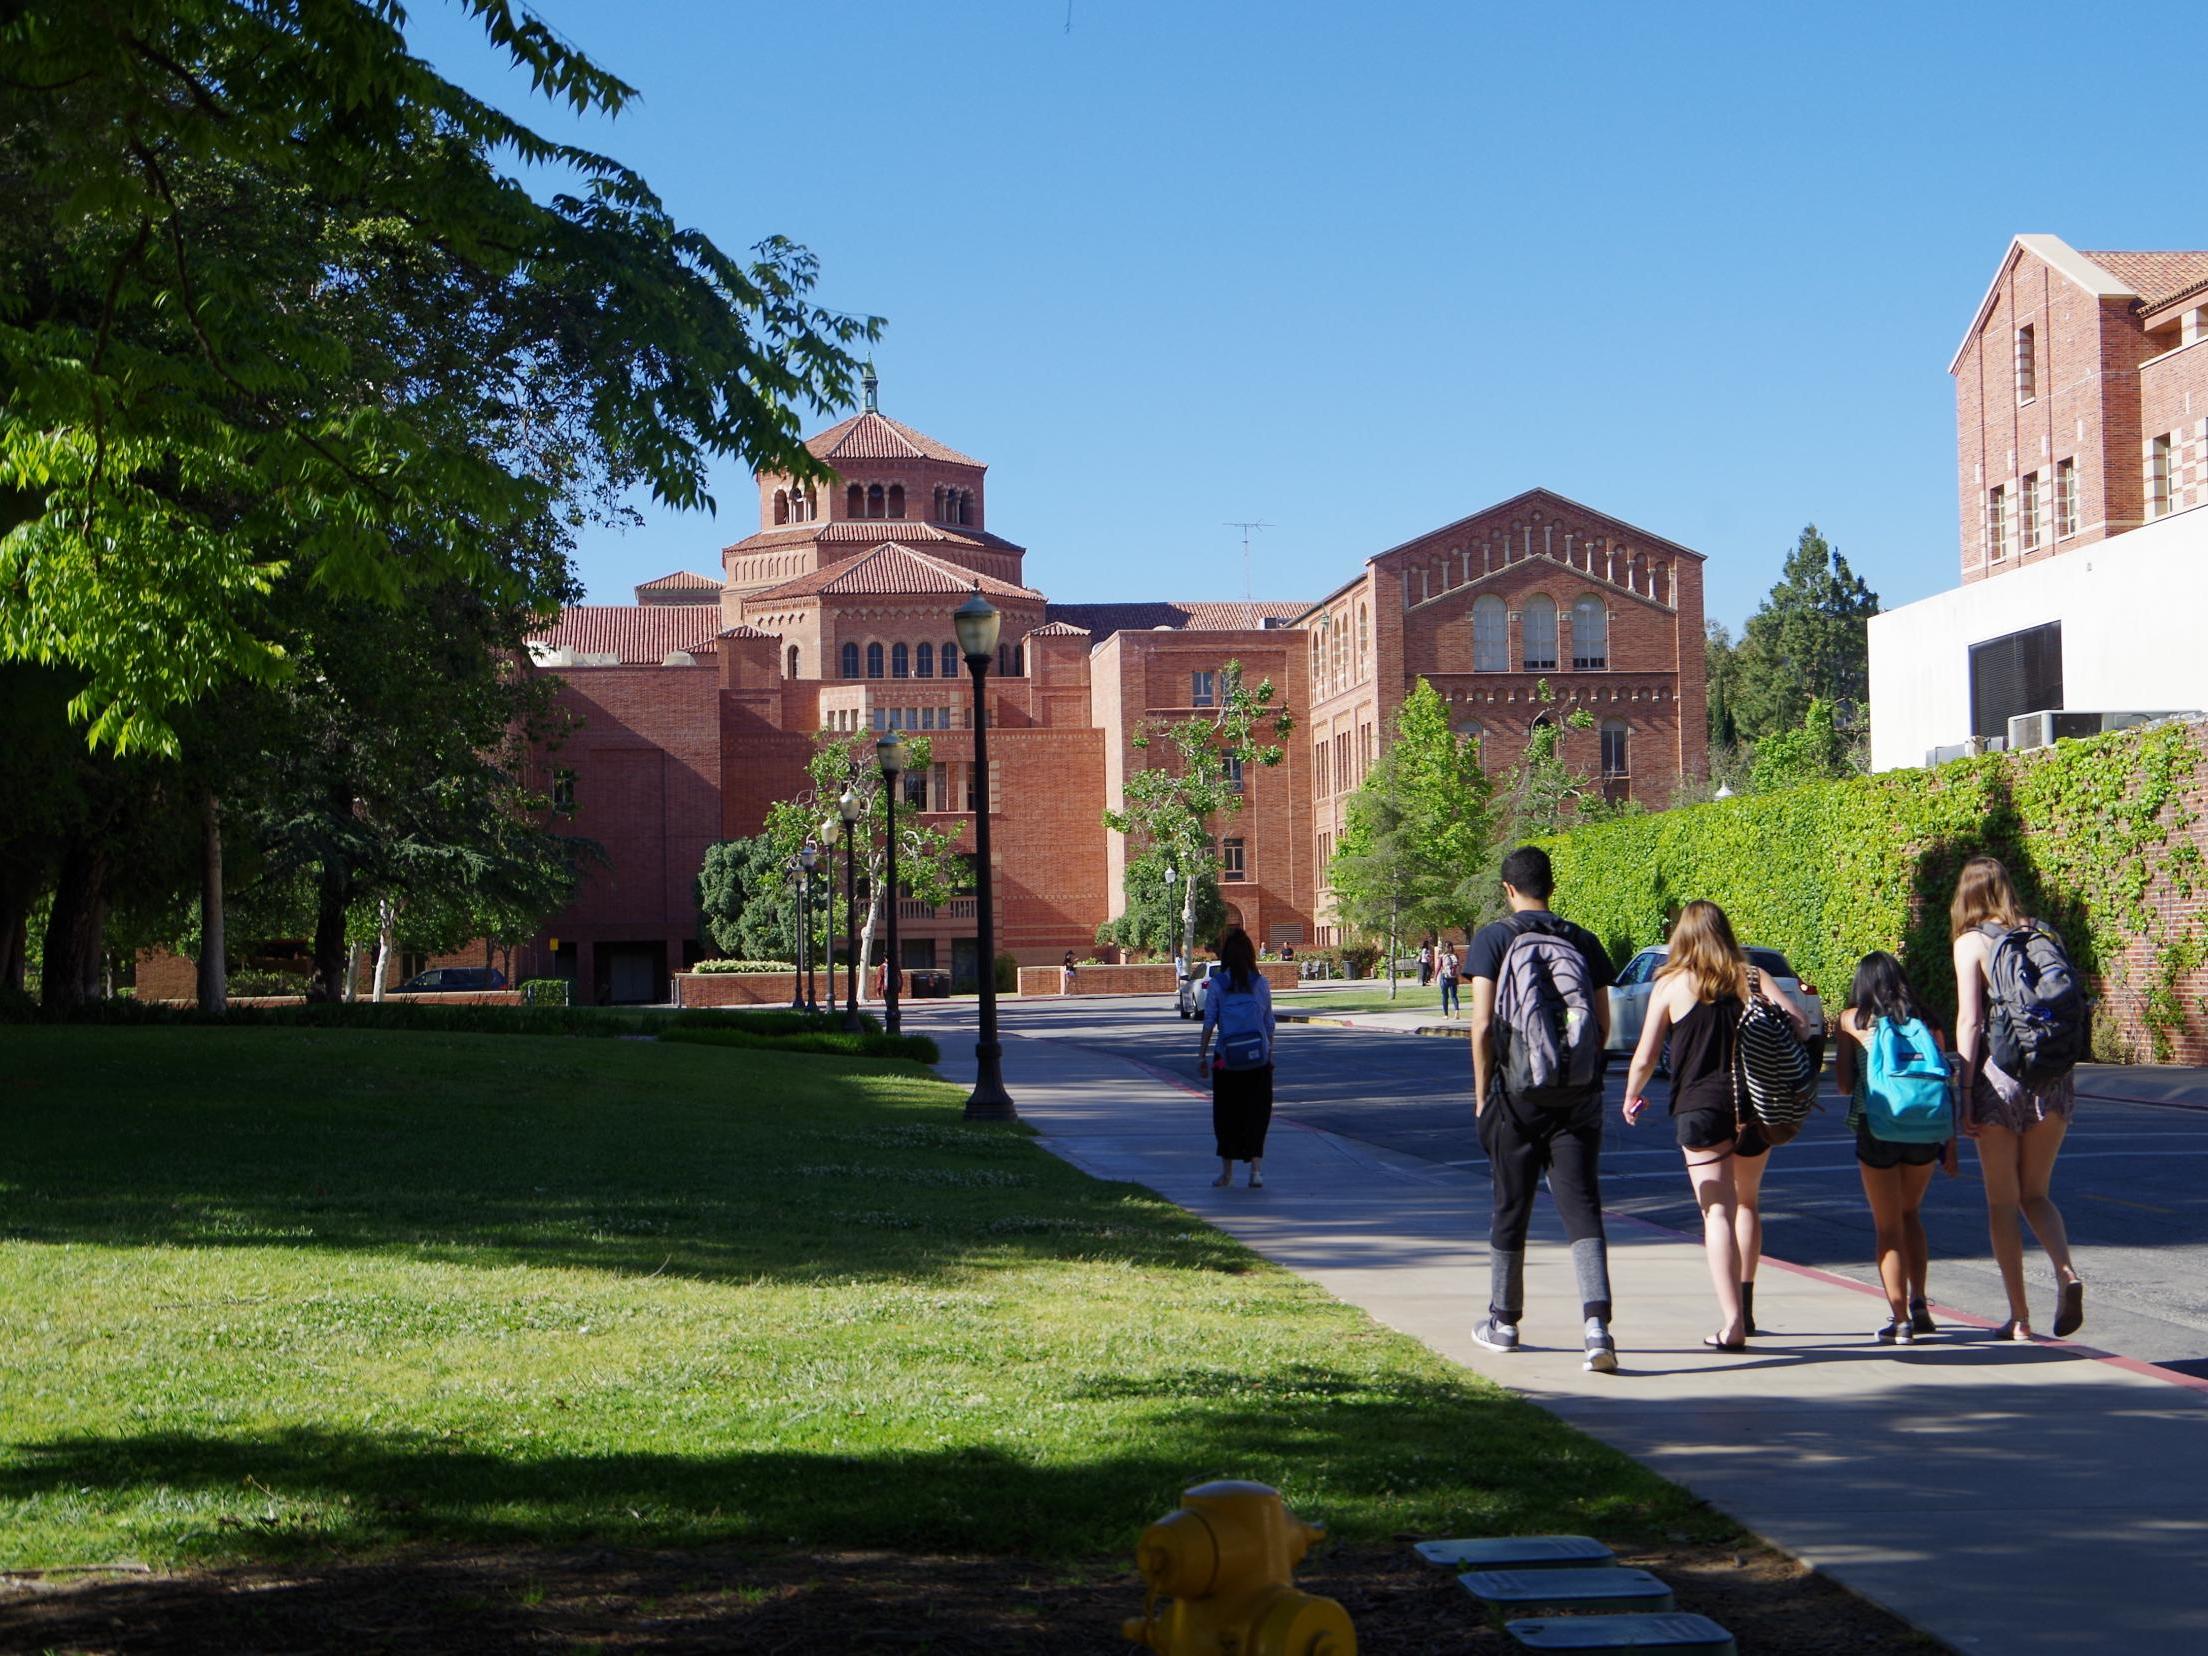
[900,991,2208,1656]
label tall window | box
[867,483,885,519]
[773,489,789,525]
[888,484,905,519]
[1473,595,1507,671]
[841,641,861,679]
[891,642,910,678]
[942,639,959,674]
[1600,720,1629,777]
[915,642,935,678]
[1987,485,2008,559]
[2020,471,2041,551]
[1356,604,1369,680]
[2055,457,2079,538]
[1314,739,1329,797]
[2015,324,2037,404]
[846,483,864,518]
[787,644,800,678]
[1571,596,1608,670]
[866,642,885,679]
[1522,595,1558,671]
[1191,670,1216,707]
[1220,838,1246,882]
[1225,753,1245,792]
[2151,435,2175,518]
[551,768,576,814]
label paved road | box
[907,993,2208,1373]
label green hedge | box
[690,959,799,974]
[1541,720,2206,1062]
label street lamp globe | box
[876,731,910,779]
[799,839,818,871]
[953,587,1001,666]
[838,786,861,823]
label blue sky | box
[406,1,2202,630]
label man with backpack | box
[1467,846,1619,1373]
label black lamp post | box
[819,811,842,1014]
[785,855,803,1009]
[877,731,909,1035]
[799,838,819,1013]
[955,586,1017,1121]
[839,785,863,1032]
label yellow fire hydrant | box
[1120,1479,1356,1655]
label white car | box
[1604,945,1825,1057]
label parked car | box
[1603,945,1824,1056]
[1178,965,1217,1021]
[906,969,952,999]
[397,966,508,993]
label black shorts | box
[1855,1119,1942,1170]
[1674,1103,1768,1160]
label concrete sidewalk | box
[961,1030,2208,1656]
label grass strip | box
[0,1027,1722,1568]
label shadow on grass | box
[0,1027,1253,1285]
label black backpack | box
[1732,968,1815,1147]
[1980,920,2088,1085]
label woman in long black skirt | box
[1197,927,1275,1189]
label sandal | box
[1702,1332,1748,1351]
[2053,1279,2085,1339]
[1993,1320,2034,1342]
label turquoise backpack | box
[1863,1016,1954,1143]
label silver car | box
[1604,945,1825,1056]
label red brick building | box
[525,393,1710,1000]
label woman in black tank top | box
[1620,900,1811,1349]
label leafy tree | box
[1503,680,1599,839]
[1097,848,1225,960]
[1706,620,1744,750]
[1729,526,1880,741]
[1,0,877,754]
[1327,680,1498,996]
[1749,697,1855,794]
[1102,662,1293,970]
[698,835,803,963]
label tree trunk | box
[309,854,350,1003]
[371,897,396,1001]
[1387,894,1400,1000]
[196,791,227,1014]
[344,943,361,1002]
[0,856,39,993]
[41,836,109,1011]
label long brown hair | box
[1657,899,1748,1003]
[1949,855,2024,939]
[1216,926,1257,993]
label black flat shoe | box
[2053,1280,2085,1338]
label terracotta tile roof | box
[750,542,1043,602]
[2079,250,2208,311]
[724,519,1024,556]
[1025,620,1093,637]
[805,409,983,467]
[528,605,721,665]
[1042,601,1307,642]
[717,623,777,640]
[634,570,721,604]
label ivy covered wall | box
[1541,721,2208,1063]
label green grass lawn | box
[0,1027,1712,1570]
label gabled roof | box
[528,604,721,665]
[2078,250,2208,313]
[1042,601,1307,643]
[716,623,777,640]
[636,569,719,593]
[1025,620,1094,637]
[749,541,1042,602]
[1950,235,2145,372]
[803,409,984,468]
[724,518,1024,557]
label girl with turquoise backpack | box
[1832,951,1960,1345]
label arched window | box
[1356,604,1369,679]
[1522,595,1558,671]
[794,485,811,521]
[866,642,884,679]
[942,638,959,674]
[867,483,885,520]
[1454,713,1484,752]
[996,641,1010,676]
[891,642,909,678]
[846,483,863,518]
[786,644,800,678]
[1473,596,1507,671]
[933,485,947,521]
[773,489,789,525]
[888,483,905,519]
[841,642,860,679]
[958,491,972,526]
[915,641,934,678]
[1572,596,1608,670]
[1601,720,1629,778]
[1013,643,1024,676]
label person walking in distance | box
[1196,927,1276,1189]
[1468,846,1619,1373]
[1437,938,1461,1017]
[1418,939,1435,988]
[1952,856,2087,1340]
[1834,951,1959,1343]
[1621,900,1813,1349]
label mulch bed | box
[0,1536,1940,1653]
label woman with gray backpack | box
[1951,856,2086,1340]
[1833,951,1959,1345]
[1197,927,1275,1189]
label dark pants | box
[1479,1088,1611,1322]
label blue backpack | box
[1214,976,1272,1071]
[1863,1016,1953,1143]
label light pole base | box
[963,1042,1018,1121]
